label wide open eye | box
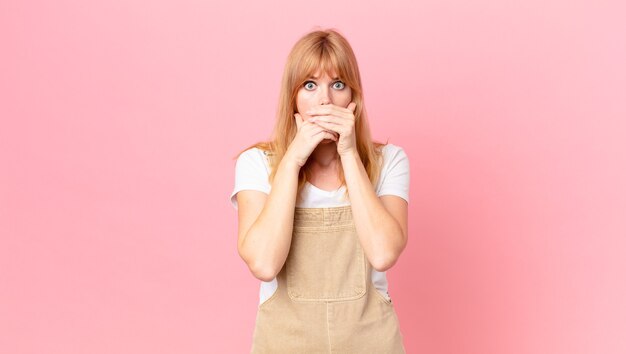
[332,81,346,90]
[303,81,316,90]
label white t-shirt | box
[230,143,410,305]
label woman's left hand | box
[307,102,358,157]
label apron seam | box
[326,302,332,353]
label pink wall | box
[1,0,625,353]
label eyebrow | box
[309,76,341,80]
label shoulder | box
[375,143,410,202]
[231,147,272,208]
[233,147,273,181]
[380,143,409,166]
[237,147,271,168]
[239,147,270,161]
[381,142,404,154]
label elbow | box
[370,232,407,272]
[248,262,279,282]
[239,249,279,281]
[238,239,280,282]
[370,253,398,272]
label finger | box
[307,108,336,117]
[306,105,338,116]
[308,103,354,115]
[314,130,338,142]
[313,115,352,124]
[324,132,338,141]
[312,116,346,126]
[311,125,334,135]
[306,122,327,134]
[313,120,342,134]
[294,112,303,130]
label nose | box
[319,87,330,105]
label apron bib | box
[250,206,406,353]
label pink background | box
[1,0,625,353]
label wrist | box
[339,149,360,162]
[283,149,305,171]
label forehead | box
[308,69,340,80]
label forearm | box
[341,151,405,271]
[241,152,301,280]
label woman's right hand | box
[286,112,338,167]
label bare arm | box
[236,153,301,281]
[308,102,408,271]
[235,114,338,281]
[341,151,408,271]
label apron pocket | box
[286,225,366,301]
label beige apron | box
[251,206,406,353]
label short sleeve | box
[229,148,272,209]
[376,144,410,203]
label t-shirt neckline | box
[304,181,346,194]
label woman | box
[230,28,409,353]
